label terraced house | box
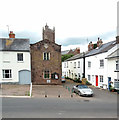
[0,31,31,84]
[62,37,119,90]
[31,24,61,85]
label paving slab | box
[32,85,78,98]
[1,84,30,96]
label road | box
[1,80,118,118]
[2,97,117,118]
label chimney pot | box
[9,31,15,38]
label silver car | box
[72,84,93,96]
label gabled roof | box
[64,40,117,62]
[30,39,61,47]
[85,40,116,57]
[0,38,30,52]
[106,48,119,59]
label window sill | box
[17,61,24,63]
[2,78,12,80]
[99,67,104,69]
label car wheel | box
[91,94,93,97]
[72,88,75,93]
[78,92,81,96]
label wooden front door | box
[96,75,98,86]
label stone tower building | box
[42,24,55,43]
[30,24,61,85]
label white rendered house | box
[0,31,31,84]
[62,53,84,80]
[106,43,119,89]
[85,39,119,89]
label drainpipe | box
[83,52,85,78]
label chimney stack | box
[88,41,93,51]
[9,31,15,38]
[116,36,119,44]
[97,37,103,47]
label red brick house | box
[30,24,61,84]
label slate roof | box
[61,49,75,55]
[61,50,70,55]
[64,40,117,62]
[85,40,116,57]
[106,48,119,59]
[0,38,30,52]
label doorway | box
[96,75,98,86]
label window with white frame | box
[44,70,50,79]
[43,52,50,60]
[78,61,80,68]
[74,62,76,68]
[64,63,66,68]
[3,69,12,78]
[88,75,91,81]
[88,61,91,68]
[116,60,119,71]
[100,75,103,82]
[17,53,23,61]
[100,59,104,67]
[67,62,68,68]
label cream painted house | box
[62,53,84,80]
[0,31,31,84]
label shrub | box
[73,78,82,83]
[86,80,92,85]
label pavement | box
[1,84,30,97]
[0,83,78,98]
[32,85,78,98]
[0,79,118,99]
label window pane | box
[47,53,49,60]
[78,61,80,68]
[44,53,46,60]
[116,61,119,70]
[43,53,50,60]
[44,70,49,78]
[3,69,12,78]
[17,53,23,61]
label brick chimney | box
[97,37,103,47]
[9,31,15,38]
[116,36,119,44]
[88,41,93,51]
[76,48,80,54]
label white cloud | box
[0,0,118,51]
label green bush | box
[73,78,82,83]
[86,80,92,85]
[62,54,74,62]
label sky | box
[0,0,118,52]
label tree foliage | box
[61,54,74,62]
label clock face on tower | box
[44,44,48,49]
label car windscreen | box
[78,85,88,89]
